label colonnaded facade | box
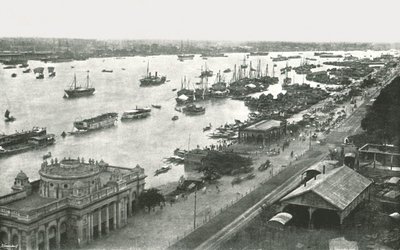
[0,157,146,250]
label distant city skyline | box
[0,0,399,43]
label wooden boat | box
[154,165,172,176]
[43,152,52,160]
[4,109,15,122]
[151,104,162,109]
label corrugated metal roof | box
[244,120,282,132]
[282,165,372,210]
[269,212,293,225]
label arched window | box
[0,231,8,244]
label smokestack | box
[323,165,326,174]
[155,71,158,77]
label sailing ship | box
[199,63,213,78]
[0,127,55,157]
[272,55,288,62]
[283,62,292,86]
[176,77,194,105]
[48,66,56,77]
[249,51,269,56]
[177,41,195,61]
[4,109,15,122]
[182,104,206,115]
[33,67,44,79]
[139,62,167,86]
[200,52,227,58]
[210,71,229,98]
[71,113,118,133]
[121,107,151,120]
[64,72,95,98]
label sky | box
[0,0,399,43]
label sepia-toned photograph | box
[0,0,399,249]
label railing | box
[0,173,147,222]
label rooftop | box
[282,165,372,211]
[5,191,56,211]
[244,119,282,132]
[359,143,400,156]
[39,158,102,179]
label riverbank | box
[82,74,369,249]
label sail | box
[33,67,44,74]
[48,67,55,73]
[4,109,10,118]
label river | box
[0,50,389,195]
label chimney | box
[323,165,326,174]
[155,71,158,77]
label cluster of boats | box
[207,121,241,140]
[4,63,56,79]
[68,106,160,134]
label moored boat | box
[139,62,167,86]
[4,109,15,122]
[249,51,269,56]
[48,66,56,77]
[33,67,45,79]
[121,108,151,120]
[151,104,162,109]
[172,115,179,121]
[154,165,172,176]
[182,104,206,115]
[64,72,95,98]
[0,127,55,158]
[71,113,118,133]
[102,69,113,73]
[43,152,52,160]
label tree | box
[138,188,165,212]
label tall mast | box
[272,65,275,78]
[86,71,90,88]
[74,73,77,89]
[146,61,149,76]
[285,62,288,79]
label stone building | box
[238,119,286,145]
[0,157,146,250]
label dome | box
[73,180,85,189]
[16,170,28,180]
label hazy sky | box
[0,0,398,42]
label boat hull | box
[73,113,118,132]
[140,77,166,86]
[121,112,150,120]
[64,88,95,98]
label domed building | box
[0,157,146,250]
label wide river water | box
[0,50,388,195]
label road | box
[169,68,399,250]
